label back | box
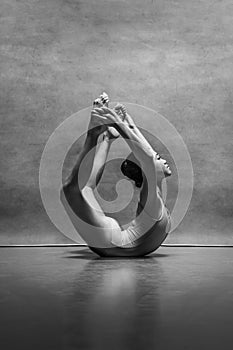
[89,206,171,257]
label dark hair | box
[120,159,143,188]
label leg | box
[86,128,119,189]
[61,115,121,246]
[63,126,118,219]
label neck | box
[156,178,163,193]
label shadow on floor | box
[63,247,171,260]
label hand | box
[100,106,140,140]
[91,106,135,139]
[91,107,120,139]
[114,103,127,119]
[114,104,136,128]
[100,106,123,124]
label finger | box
[92,114,107,121]
[91,109,99,115]
[105,113,119,123]
[92,107,103,113]
[114,103,126,115]
[114,103,122,111]
[91,110,107,119]
[91,108,100,114]
[91,112,101,118]
[121,105,127,117]
[98,115,108,121]
[101,107,117,117]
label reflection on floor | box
[1,247,233,350]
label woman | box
[60,94,172,257]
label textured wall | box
[1,0,233,244]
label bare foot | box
[88,108,107,136]
[88,92,110,135]
[93,92,109,107]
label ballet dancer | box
[60,93,171,257]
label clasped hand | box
[88,104,135,136]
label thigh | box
[61,185,122,247]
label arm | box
[115,105,157,156]
[100,107,162,218]
[113,106,163,217]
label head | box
[154,153,172,178]
[120,152,171,188]
[121,159,143,188]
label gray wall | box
[1,0,233,244]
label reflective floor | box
[1,247,233,350]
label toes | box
[93,98,103,107]
[92,107,105,115]
[93,92,109,107]
[100,92,109,106]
